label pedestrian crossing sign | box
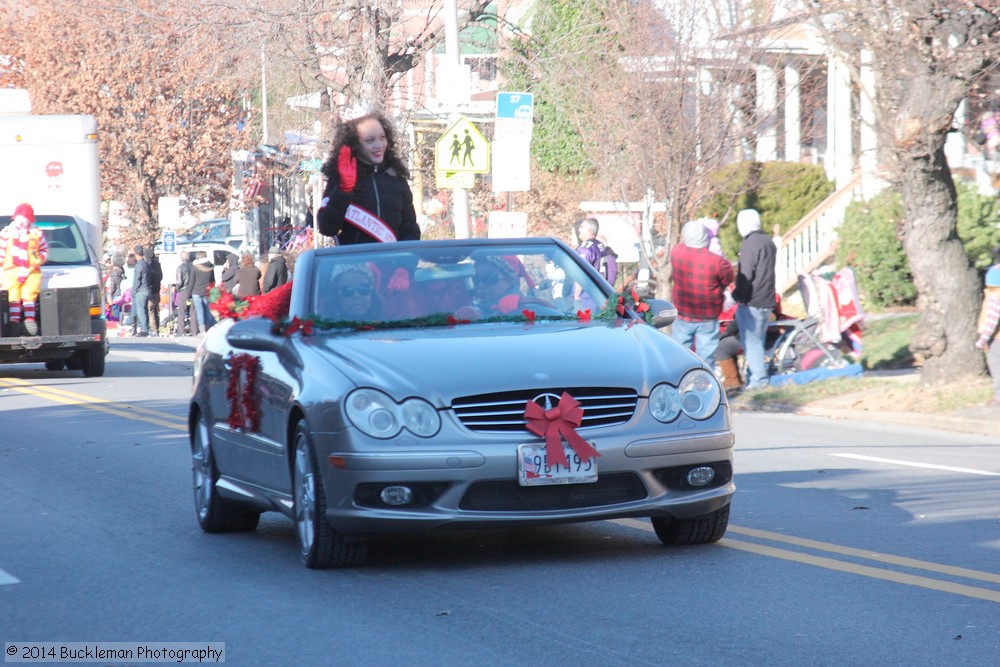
[435,116,490,174]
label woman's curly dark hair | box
[321,112,410,184]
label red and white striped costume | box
[0,203,48,331]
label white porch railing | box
[774,172,865,294]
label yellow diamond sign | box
[435,116,490,174]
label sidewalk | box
[774,368,999,438]
[794,391,1000,438]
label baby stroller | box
[766,268,865,376]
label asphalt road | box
[1,338,998,666]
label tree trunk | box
[896,148,985,383]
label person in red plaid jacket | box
[669,220,735,367]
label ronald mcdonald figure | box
[0,203,49,335]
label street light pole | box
[444,0,470,238]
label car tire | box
[651,504,730,546]
[191,413,260,533]
[292,420,366,569]
[44,360,65,371]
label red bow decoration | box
[446,314,470,325]
[523,392,600,468]
[632,288,650,315]
[521,308,536,323]
[226,353,261,432]
[577,309,591,322]
[284,316,314,336]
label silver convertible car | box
[189,238,735,568]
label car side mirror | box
[645,298,677,329]
[226,317,284,353]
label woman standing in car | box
[316,112,420,245]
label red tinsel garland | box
[226,353,261,432]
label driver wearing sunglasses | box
[470,255,522,315]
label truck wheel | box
[44,360,65,371]
[81,348,105,377]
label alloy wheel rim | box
[193,419,211,520]
[294,437,315,553]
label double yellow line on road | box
[614,518,1000,604]
[0,377,187,431]
[6,376,999,604]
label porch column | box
[784,62,801,162]
[859,49,879,196]
[756,63,779,162]
[826,52,853,189]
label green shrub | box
[836,190,916,308]
[955,180,1000,270]
[837,180,1000,308]
[696,161,834,258]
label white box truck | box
[0,94,109,376]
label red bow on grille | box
[523,392,600,468]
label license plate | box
[517,443,598,487]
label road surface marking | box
[612,518,1000,604]
[831,453,1000,476]
[0,378,186,431]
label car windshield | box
[308,241,614,325]
[0,215,92,265]
[178,219,229,242]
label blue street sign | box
[497,92,534,121]
[162,230,176,253]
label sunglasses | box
[474,273,505,287]
[338,283,373,298]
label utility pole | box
[261,46,269,145]
[444,0,470,238]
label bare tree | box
[500,0,770,293]
[1,1,259,244]
[810,0,1000,382]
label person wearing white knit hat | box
[669,220,734,368]
[733,208,777,390]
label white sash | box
[344,204,397,243]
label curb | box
[794,404,999,438]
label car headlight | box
[650,369,722,422]
[649,383,682,422]
[345,389,441,439]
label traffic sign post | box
[162,230,176,254]
[435,116,490,174]
[493,92,533,193]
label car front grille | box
[459,473,647,511]
[451,387,638,433]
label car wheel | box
[292,420,366,569]
[44,360,65,371]
[191,413,260,533]
[81,348,105,377]
[651,504,730,546]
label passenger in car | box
[328,263,381,321]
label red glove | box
[337,145,357,192]
[387,268,410,292]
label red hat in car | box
[13,203,34,224]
